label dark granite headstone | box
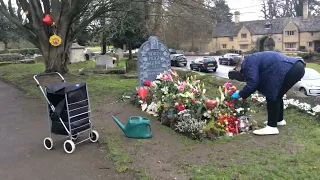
[138,36,170,86]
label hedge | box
[0,53,24,62]
[0,48,40,55]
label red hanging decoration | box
[42,14,53,25]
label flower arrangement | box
[132,69,319,140]
[251,93,320,116]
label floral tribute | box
[130,70,254,140]
[130,70,319,140]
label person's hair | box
[235,56,245,71]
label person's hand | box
[231,91,240,99]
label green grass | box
[88,46,114,51]
[186,109,320,180]
[307,63,320,72]
[0,61,137,101]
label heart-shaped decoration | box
[42,14,53,25]
[137,87,148,100]
[205,99,218,110]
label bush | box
[0,53,24,62]
[0,48,40,55]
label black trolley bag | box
[46,82,91,136]
[34,72,99,154]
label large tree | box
[107,1,148,59]
[261,0,320,19]
[0,0,128,73]
[0,16,19,50]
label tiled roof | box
[213,16,320,37]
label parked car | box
[293,68,320,96]
[190,57,218,72]
[219,53,242,65]
[170,54,187,67]
[169,49,177,54]
[293,56,306,66]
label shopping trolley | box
[33,72,99,154]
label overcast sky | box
[2,0,264,22]
[226,0,264,22]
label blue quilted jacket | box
[239,51,299,101]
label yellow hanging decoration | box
[49,34,62,47]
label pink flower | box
[224,82,232,88]
[162,74,173,81]
[178,82,187,92]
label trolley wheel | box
[71,134,78,141]
[43,137,53,150]
[63,140,76,154]
[89,130,99,143]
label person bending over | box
[231,51,305,135]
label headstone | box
[115,48,124,61]
[70,43,85,63]
[138,36,170,86]
[34,55,43,62]
[95,55,114,69]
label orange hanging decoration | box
[49,34,62,47]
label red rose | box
[143,80,152,87]
[232,99,236,103]
[177,105,185,112]
[229,103,234,109]
[252,98,258,103]
[228,90,234,95]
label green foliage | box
[0,53,24,62]
[0,16,19,49]
[106,2,148,52]
[0,48,40,55]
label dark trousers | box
[267,61,305,127]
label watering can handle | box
[130,116,142,121]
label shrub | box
[0,48,40,55]
[0,53,24,62]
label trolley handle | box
[33,72,66,86]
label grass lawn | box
[88,46,114,51]
[0,62,319,179]
[307,63,320,72]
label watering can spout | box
[112,116,126,132]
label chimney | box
[235,11,240,24]
[303,0,308,19]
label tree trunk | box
[4,42,8,50]
[129,43,133,60]
[40,38,72,74]
[100,18,107,55]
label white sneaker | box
[263,120,286,126]
[253,126,279,135]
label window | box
[265,24,272,29]
[222,44,227,49]
[229,37,233,41]
[285,43,297,49]
[241,34,247,38]
[311,32,314,36]
[286,31,295,36]
[240,44,249,49]
[308,42,313,47]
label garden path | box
[0,80,136,180]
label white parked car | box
[293,68,320,96]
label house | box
[211,1,320,53]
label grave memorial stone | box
[138,36,170,87]
[115,48,124,61]
[95,55,114,69]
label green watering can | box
[112,116,152,139]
